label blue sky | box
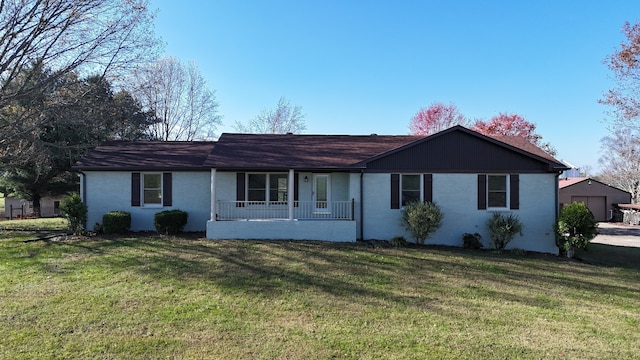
[149,0,638,172]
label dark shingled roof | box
[489,134,560,163]
[203,133,421,170]
[73,127,567,171]
[73,141,216,171]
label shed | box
[559,178,631,221]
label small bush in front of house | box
[154,209,188,235]
[401,201,443,244]
[554,202,598,258]
[390,236,408,247]
[102,211,131,234]
[60,193,87,235]
[463,232,483,249]
[487,212,523,250]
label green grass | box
[0,233,638,359]
[0,217,68,231]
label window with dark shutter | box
[477,174,487,210]
[391,174,400,209]
[510,174,519,210]
[423,174,433,203]
[236,172,245,207]
[131,173,141,207]
[163,173,172,207]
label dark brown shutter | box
[391,174,400,209]
[510,174,519,210]
[131,172,141,207]
[423,174,433,203]
[163,173,172,206]
[477,174,487,210]
[236,172,245,207]
[294,173,299,207]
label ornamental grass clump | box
[487,212,523,250]
[554,202,598,258]
[401,201,443,244]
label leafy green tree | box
[0,67,153,216]
[60,193,88,235]
[401,201,443,244]
[555,202,598,258]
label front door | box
[313,174,330,212]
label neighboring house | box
[560,160,581,178]
[4,196,64,218]
[73,126,568,254]
[559,177,631,222]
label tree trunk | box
[32,194,41,218]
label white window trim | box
[401,174,423,207]
[246,172,289,205]
[487,174,509,210]
[142,172,163,208]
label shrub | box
[554,202,598,258]
[401,201,443,244]
[463,232,483,249]
[102,211,131,234]
[390,236,407,247]
[154,209,188,235]
[487,212,523,250]
[59,193,87,235]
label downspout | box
[359,170,364,241]
[555,172,561,221]
[79,170,87,230]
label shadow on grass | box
[7,233,640,311]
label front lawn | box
[0,232,638,359]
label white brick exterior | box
[83,171,210,232]
[361,173,558,254]
[82,169,558,253]
[207,219,356,242]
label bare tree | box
[598,129,640,203]
[599,21,640,129]
[234,97,306,134]
[0,0,161,166]
[132,56,221,140]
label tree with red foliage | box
[471,113,541,143]
[471,113,556,156]
[409,102,469,135]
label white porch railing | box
[216,200,354,220]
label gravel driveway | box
[592,222,640,248]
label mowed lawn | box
[0,225,638,359]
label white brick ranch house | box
[73,126,568,253]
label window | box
[391,173,432,209]
[247,173,288,203]
[143,173,162,206]
[270,174,288,202]
[401,174,421,206]
[487,175,507,208]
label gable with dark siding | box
[364,130,562,173]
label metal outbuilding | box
[559,178,631,221]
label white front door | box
[313,174,330,212]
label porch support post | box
[288,169,295,220]
[210,168,217,221]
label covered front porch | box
[205,169,358,242]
